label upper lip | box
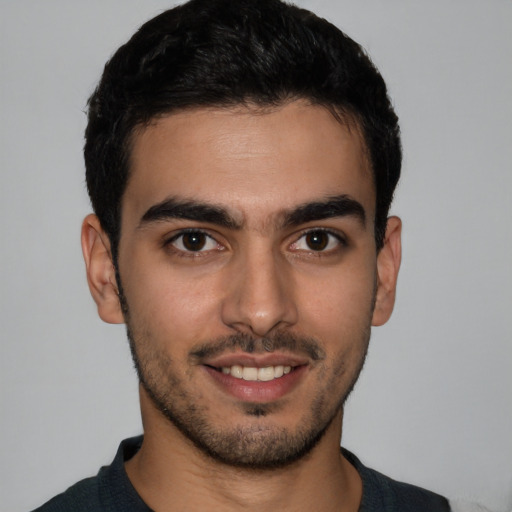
[202,352,310,369]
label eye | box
[168,230,221,253]
[291,229,344,252]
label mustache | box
[189,331,326,362]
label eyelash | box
[164,229,223,257]
[290,228,347,255]
[163,227,347,258]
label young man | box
[34,0,457,510]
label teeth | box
[258,366,275,381]
[221,364,293,381]
[231,365,243,379]
[242,367,258,381]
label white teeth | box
[231,365,243,379]
[257,367,274,381]
[220,364,294,381]
[242,366,258,381]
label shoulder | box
[30,436,146,512]
[342,448,450,511]
[31,475,101,512]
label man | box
[33,0,462,510]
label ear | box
[81,214,124,324]
[372,216,402,326]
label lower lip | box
[204,365,308,403]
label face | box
[84,101,401,468]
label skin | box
[82,101,402,511]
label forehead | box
[123,101,374,228]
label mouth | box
[212,364,293,382]
[201,355,309,403]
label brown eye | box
[305,231,329,251]
[169,231,219,252]
[182,232,207,251]
[290,229,344,253]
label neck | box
[125,389,362,512]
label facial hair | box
[125,320,370,470]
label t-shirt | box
[32,436,451,511]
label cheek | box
[296,262,376,333]
[120,259,224,347]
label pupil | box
[183,232,206,251]
[306,231,328,251]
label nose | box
[220,245,298,337]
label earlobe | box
[81,214,125,324]
[372,216,402,326]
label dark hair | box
[84,0,401,260]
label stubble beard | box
[117,267,372,470]
[125,323,370,470]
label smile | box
[220,365,292,381]
[203,359,307,402]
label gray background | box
[1,1,511,511]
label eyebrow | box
[139,197,242,229]
[282,195,366,228]
[139,194,366,230]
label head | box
[82,0,402,470]
[84,0,401,265]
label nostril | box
[219,260,298,337]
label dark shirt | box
[33,436,450,511]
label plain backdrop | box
[1,1,511,511]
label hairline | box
[119,97,374,229]
[108,97,377,266]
